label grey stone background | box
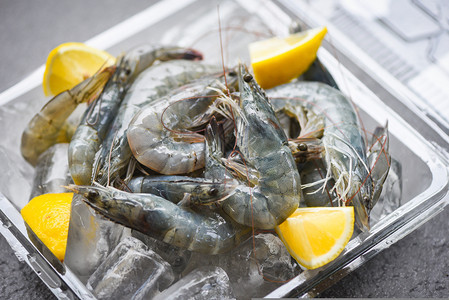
[0,0,448,298]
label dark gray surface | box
[320,208,449,298]
[0,0,157,93]
[1,0,449,299]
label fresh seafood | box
[68,58,127,186]
[67,184,251,254]
[93,60,220,185]
[202,65,301,229]
[127,175,237,205]
[69,46,203,185]
[267,81,390,231]
[203,119,260,188]
[127,70,238,175]
[20,66,115,166]
[15,12,403,298]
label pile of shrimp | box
[21,44,390,256]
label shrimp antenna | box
[217,5,230,97]
[82,59,114,102]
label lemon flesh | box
[249,27,327,89]
[21,193,73,261]
[43,42,115,96]
[275,206,354,270]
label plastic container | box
[1,0,449,298]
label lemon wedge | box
[21,193,73,261]
[249,27,327,89]
[43,42,115,96]
[275,206,354,270]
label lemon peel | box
[275,206,354,270]
[43,42,115,96]
[249,27,327,89]
[21,193,73,261]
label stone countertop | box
[1,0,448,298]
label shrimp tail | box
[302,58,339,90]
[366,123,390,212]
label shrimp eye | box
[228,70,237,77]
[243,73,253,82]
[208,188,219,196]
[363,195,370,206]
[298,143,308,151]
[87,190,99,199]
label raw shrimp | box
[20,66,114,166]
[93,60,221,185]
[69,46,203,185]
[69,59,126,186]
[206,97,323,186]
[127,175,237,205]
[202,119,259,188]
[126,70,238,175]
[67,184,251,254]
[267,81,390,231]
[202,65,301,229]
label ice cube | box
[221,233,299,298]
[87,236,174,300]
[131,265,174,300]
[183,233,300,299]
[132,230,192,276]
[0,146,32,209]
[64,195,129,283]
[153,266,234,300]
[29,143,73,199]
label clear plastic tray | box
[1,0,449,298]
